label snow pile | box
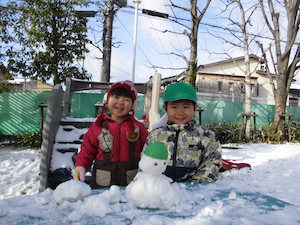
[0,146,40,200]
[1,143,300,224]
[53,179,91,203]
[76,185,122,217]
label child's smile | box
[108,95,133,122]
[164,100,196,124]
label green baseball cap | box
[143,141,168,160]
[163,82,197,103]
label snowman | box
[125,141,181,209]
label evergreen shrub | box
[204,121,242,144]
[0,133,42,149]
[204,121,300,144]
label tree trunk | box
[258,0,300,139]
[273,68,288,133]
[51,11,60,85]
[238,0,251,142]
[244,55,251,142]
[187,0,199,86]
[101,0,115,82]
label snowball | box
[228,191,237,200]
[53,180,91,203]
[101,185,122,203]
[79,195,113,217]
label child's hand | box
[74,166,86,181]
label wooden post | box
[94,102,102,117]
[39,103,48,140]
[280,112,293,141]
[148,73,161,129]
[288,113,292,141]
[144,76,153,117]
[39,84,63,192]
[239,113,246,141]
[253,112,257,132]
[239,112,259,141]
[63,77,72,117]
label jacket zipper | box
[171,130,180,179]
[116,123,121,183]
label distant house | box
[289,83,300,107]
[195,55,300,106]
[8,78,53,92]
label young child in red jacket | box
[74,81,148,188]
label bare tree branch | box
[282,0,300,60]
[258,0,275,34]
[168,0,190,12]
[207,30,243,48]
[256,41,276,93]
[196,0,212,22]
[149,27,187,36]
[148,65,187,70]
[170,51,189,63]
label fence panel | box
[0,91,50,135]
[1,91,299,135]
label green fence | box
[70,93,146,119]
[198,100,277,126]
[0,91,51,135]
[1,91,300,135]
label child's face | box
[107,94,133,122]
[164,100,196,124]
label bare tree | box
[238,1,251,142]
[167,0,212,86]
[210,0,258,141]
[232,0,259,142]
[258,0,300,135]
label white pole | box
[149,73,162,129]
[132,0,141,82]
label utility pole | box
[102,0,115,82]
[101,0,127,82]
[131,0,141,82]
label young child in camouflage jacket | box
[144,82,222,183]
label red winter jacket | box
[75,114,148,169]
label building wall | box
[255,74,275,105]
[196,57,276,105]
[9,80,53,92]
[199,57,260,76]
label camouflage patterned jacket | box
[144,119,222,182]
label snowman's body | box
[125,142,181,209]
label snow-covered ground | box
[0,143,300,224]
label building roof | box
[7,77,53,92]
[291,83,300,90]
[198,54,263,69]
[198,71,258,79]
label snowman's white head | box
[139,154,167,176]
[139,141,169,176]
